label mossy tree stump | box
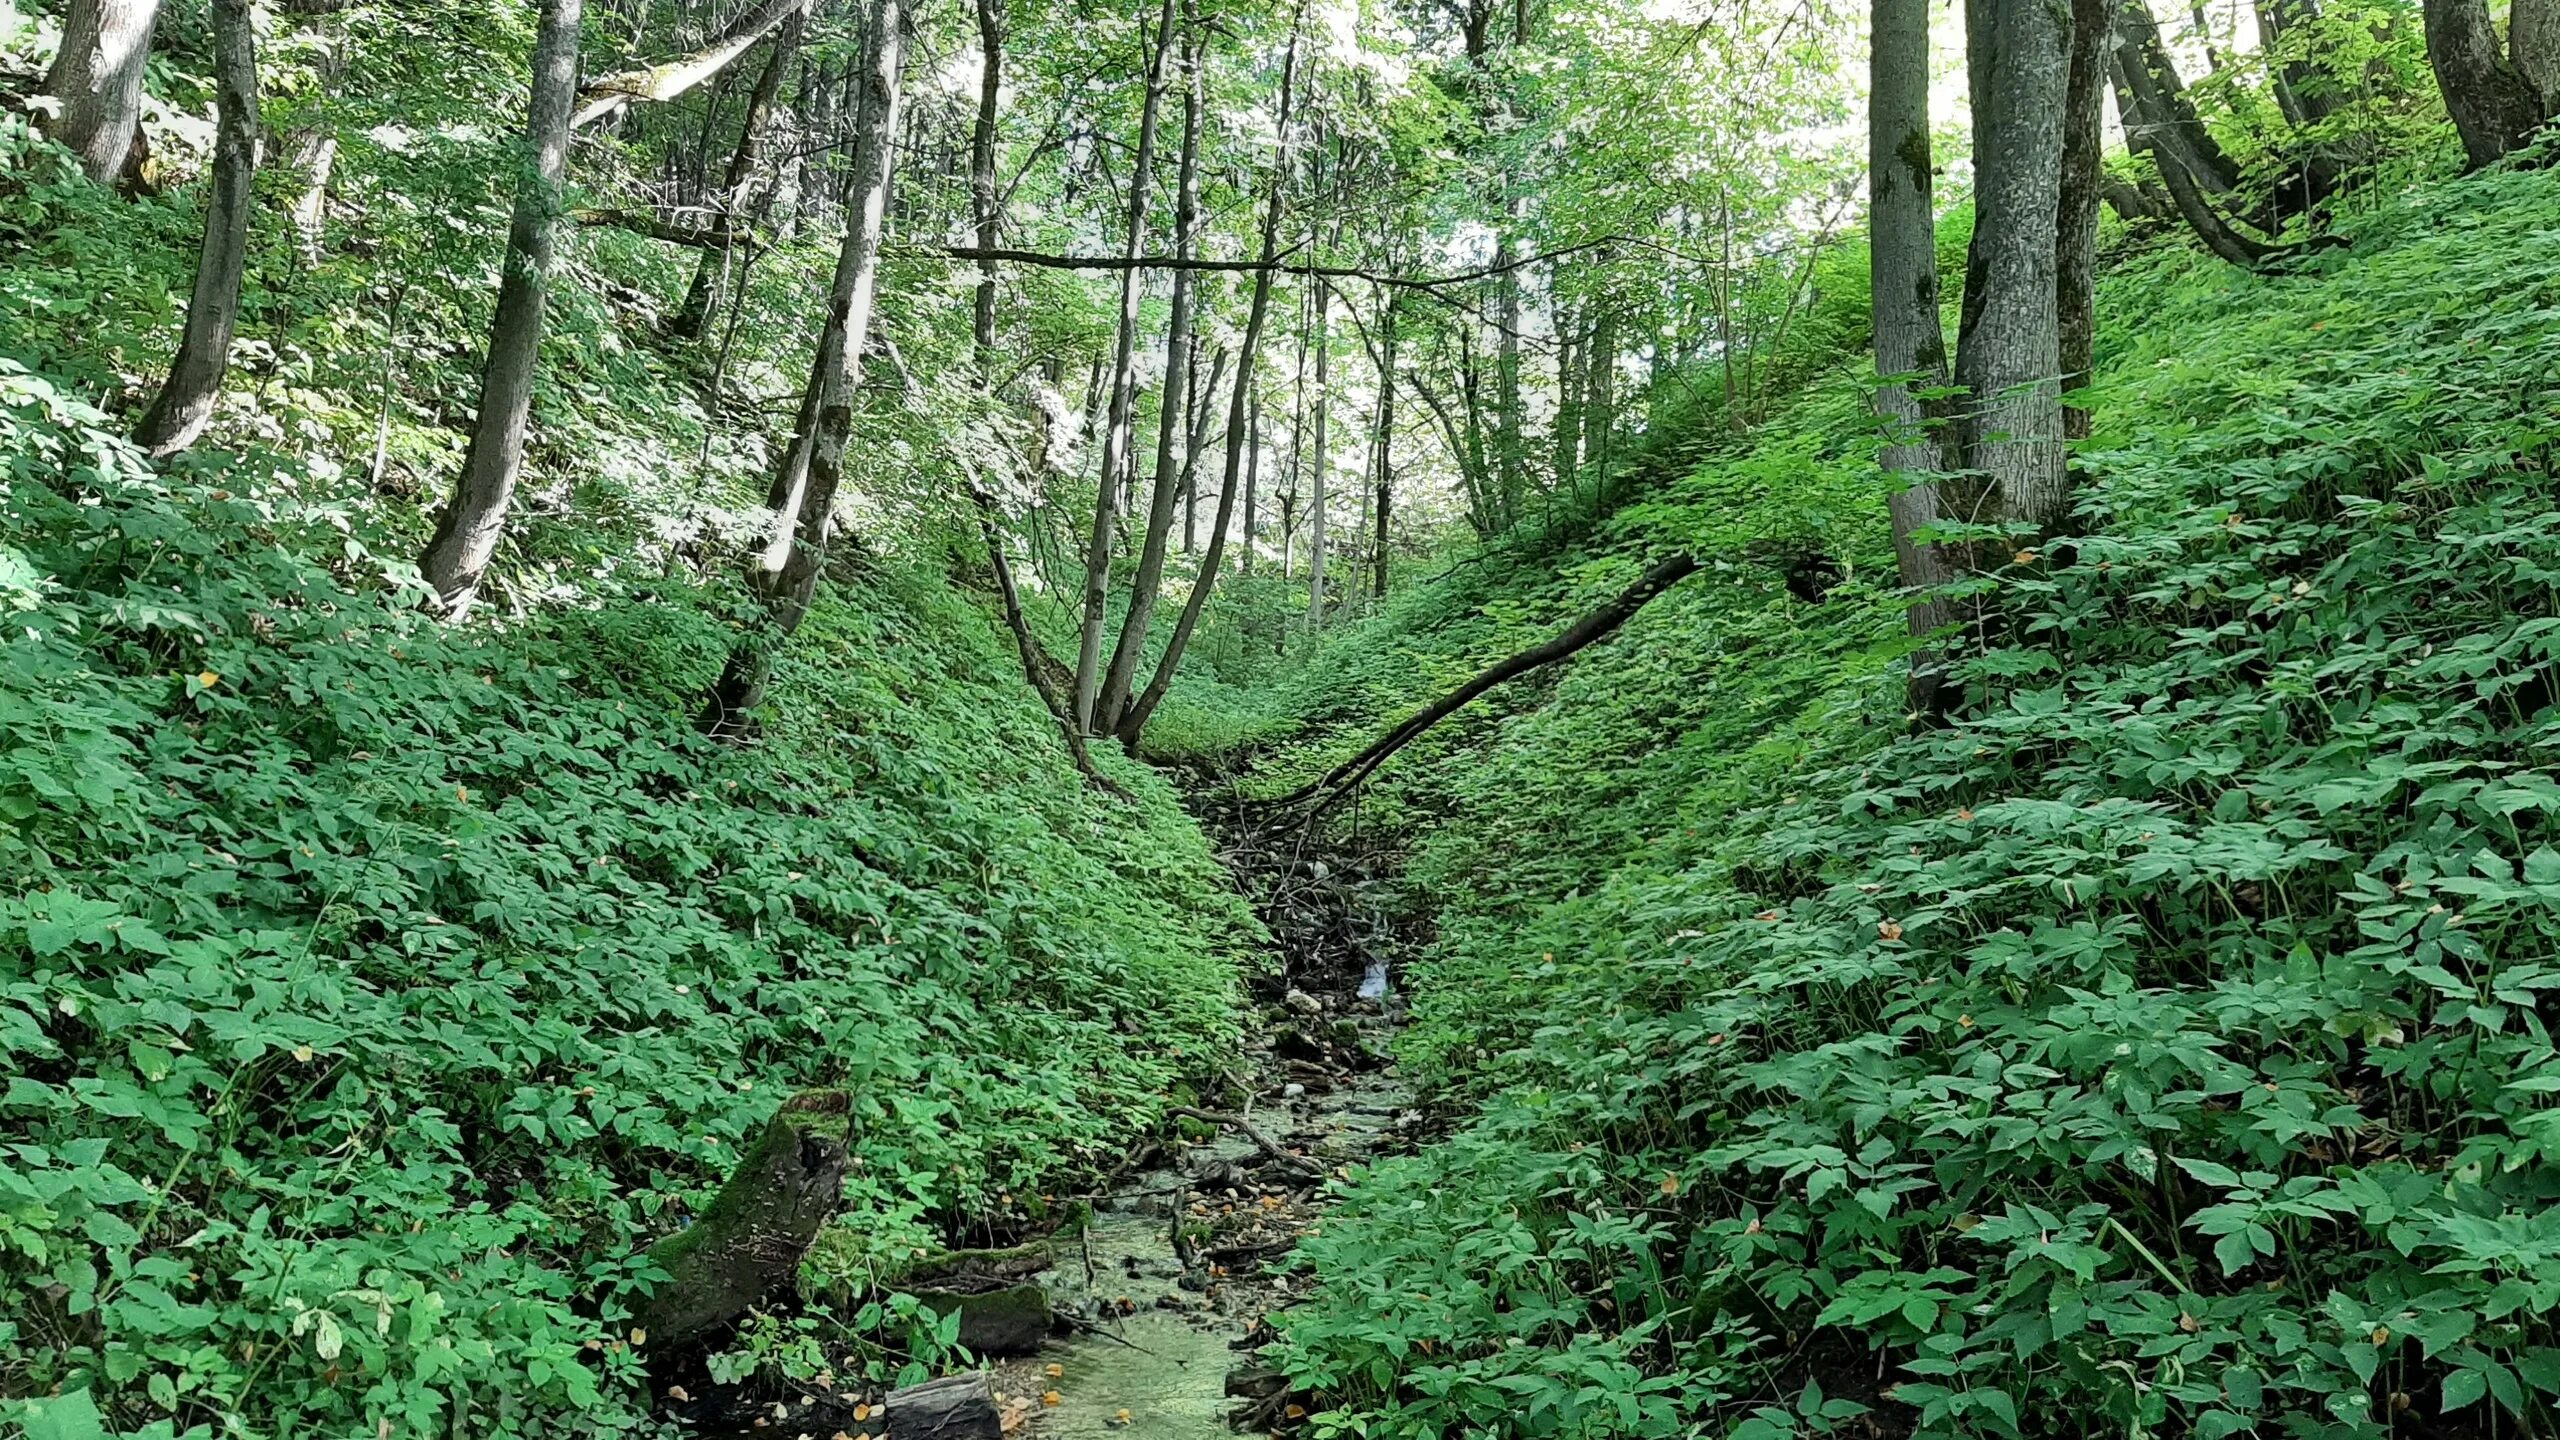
[631,1089,851,1348]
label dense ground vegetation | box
[1252,165,2560,1439]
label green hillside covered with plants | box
[8,0,2560,1426]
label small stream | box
[989,1018,1413,1440]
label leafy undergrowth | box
[1254,165,2560,1439]
[0,370,1251,1436]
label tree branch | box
[907,234,1621,291]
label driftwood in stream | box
[1268,554,1702,817]
[629,1090,850,1348]
[885,1371,1004,1440]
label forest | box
[5,0,2560,1426]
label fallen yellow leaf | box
[1041,1391,1061,1407]
[1044,1364,1063,1379]
[1658,1173,1680,1197]
[197,670,220,688]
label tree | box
[2422,0,2546,167]
[1370,291,1398,600]
[2058,0,2110,442]
[699,0,906,731]
[133,0,258,457]
[1950,0,2072,541]
[1869,0,1956,715]
[1097,13,1207,735]
[1305,276,1332,624]
[1072,0,1179,733]
[669,5,807,340]
[37,0,162,186]
[417,0,584,619]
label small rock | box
[1283,989,1323,1019]
[1282,1083,1306,1099]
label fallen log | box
[572,0,808,129]
[1166,1105,1325,1179]
[629,1089,850,1348]
[1267,553,1702,817]
[885,1371,1004,1440]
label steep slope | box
[1254,166,2560,1439]
[0,369,1253,1435]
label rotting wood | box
[883,1371,1004,1440]
[628,1090,850,1349]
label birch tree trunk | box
[133,0,258,458]
[417,0,583,619]
[37,0,162,186]
[699,0,905,732]
[1071,0,1177,732]
[1096,17,1204,735]
[1871,0,1957,716]
[970,0,1005,367]
[672,5,804,340]
[1950,0,2071,543]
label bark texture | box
[133,0,258,457]
[1869,0,1957,715]
[630,1091,849,1347]
[2423,0,2547,167]
[1306,278,1332,625]
[418,0,583,619]
[2058,0,2111,443]
[700,0,905,732]
[1952,0,2072,541]
[37,0,162,186]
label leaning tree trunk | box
[132,0,257,458]
[671,4,805,341]
[2423,0,2547,167]
[2113,0,2244,193]
[38,0,162,186]
[2111,52,2283,265]
[417,0,583,620]
[630,1091,850,1347]
[1071,0,1177,733]
[2058,0,2110,443]
[1950,0,2072,547]
[698,0,905,733]
[1871,0,1959,717]
[1095,16,1203,736]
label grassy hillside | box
[0,367,1253,1435]
[1253,164,2560,1439]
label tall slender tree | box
[670,4,807,340]
[2058,0,2110,442]
[699,0,906,730]
[1072,0,1178,732]
[418,0,584,618]
[37,0,162,185]
[1870,0,1956,715]
[1306,276,1332,624]
[132,0,257,457]
[1098,14,1207,734]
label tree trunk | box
[1119,29,1300,743]
[2515,0,2560,102]
[1269,554,1701,816]
[1950,0,2071,546]
[2110,52,2283,264]
[2058,0,2110,444]
[1096,16,1203,735]
[37,0,162,186]
[1240,389,1260,574]
[1871,0,1959,717]
[1492,237,1525,520]
[132,0,257,458]
[1180,345,1229,556]
[2112,0,2244,193]
[1306,278,1332,625]
[630,1091,850,1347]
[970,0,1005,367]
[1553,310,1583,496]
[1371,293,1396,600]
[1071,0,1177,733]
[671,6,804,340]
[698,0,905,732]
[417,0,583,620]
[1583,309,1617,503]
[2424,0,2546,167]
